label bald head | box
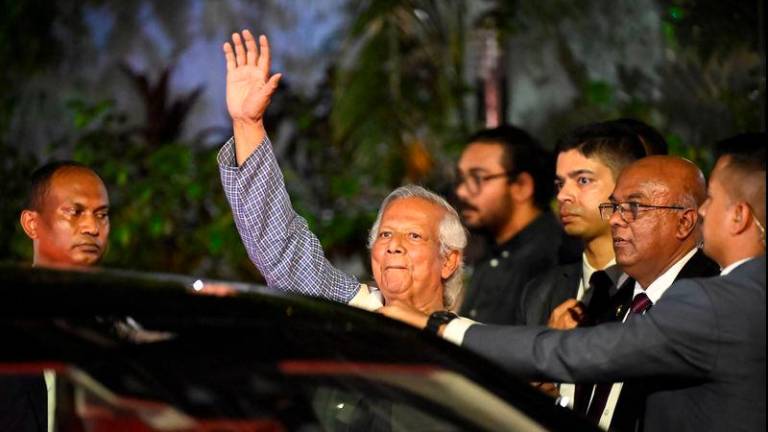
[620,156,706,209]
[609,155,705,287]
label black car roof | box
[0,263,599,431]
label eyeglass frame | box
[454,171,517,196]
[598,201,689,223]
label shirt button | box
[490,259,499,267]
[501,251,509,258]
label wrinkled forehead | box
[381,197,446,230]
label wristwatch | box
[425,310,458,334]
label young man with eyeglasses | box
[454,126,570,324]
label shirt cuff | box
[347,284,383,312]
[442,317,477,346]
[217,136,271,169]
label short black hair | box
[467,125,554,210]
[25,161,101,211]
[555,120,651,179]
[714,132,766,227]
[714,133,766,172]
[612,118,668,155]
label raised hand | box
[223,30,281,124]
[222,30,282,164]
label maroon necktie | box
[585,292,653,424]
[628,292,652,314]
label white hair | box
[367,185,467,308]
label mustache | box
[457,199,479,212]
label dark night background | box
[1,0,763,283]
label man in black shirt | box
[455,126,569,324]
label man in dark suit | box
[525,152,719,429]
[519,121,654,327]
[2,161,111,432]
[381,134,766,431]
[515,121,650,408]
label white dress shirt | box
[720,257,753,275]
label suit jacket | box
[463,255,766,432]
[518,249,719,325]
[604,249,720,432]
[0,375,47,432]
[518,261,582,326]
[605,249,720,322]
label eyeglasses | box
[598,202,688,223]
[454,171,513,196]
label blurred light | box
[193,279,204,291]
[669,6,684,21]
[336,403,345,409]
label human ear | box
[20,210,39,240]
[510,172,535,203]
[441,249,461,279]
[731,203,753,235]
[675,208,698,239]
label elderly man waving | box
[218,30,472,337]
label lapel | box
[609,250,718,321]
[675,249,720,281]
[561,262,582,298]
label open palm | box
[223,30,281,123]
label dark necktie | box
[628,292,652,315]
[583,270,613,325]
[585,292,654,424]
[573,270,614,414]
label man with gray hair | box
[217,29,474,338]
[365,185,468,310]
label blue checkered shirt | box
[218,137,360,303]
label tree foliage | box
[1,0,763,280]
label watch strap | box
[425,310,458,334]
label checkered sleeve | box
[218,137,360,303]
